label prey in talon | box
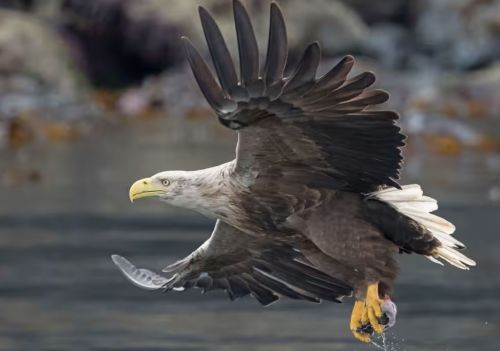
[352,285,398,342]
[113,0,476,344]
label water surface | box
[1,118,499,350]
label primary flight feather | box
[115,0,475,343]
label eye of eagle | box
[161,179,170,186]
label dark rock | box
[60,0,185,88]
[338,0,415,25]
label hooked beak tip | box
[129,177,153,203]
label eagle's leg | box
[351,282,392,342]
[350,300,371,342]
[364,282,385,335]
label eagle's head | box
[128,170,202,208]
[128,164,230,214]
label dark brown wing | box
[184,0,405,193]
[113,220,353,306]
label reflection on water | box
[1,118,499,350]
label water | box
[1,205,499,351]
[1,118,499,350]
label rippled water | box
[1,118,499,350]
[1,206,499,351]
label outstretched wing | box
[112,220,352,306]
[183,0,405,193]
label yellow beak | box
[129,178,162,202]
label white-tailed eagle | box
[113,0,476,343]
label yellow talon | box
[350,300,371,343]
[361,303,370,325]
[365,282,385,334]
[349,282,386,343]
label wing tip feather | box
[198,4,209,16]
[344,54,355,62]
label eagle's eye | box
[161,179,170,186]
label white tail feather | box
[426,255,444,266]
[369,184,476,270]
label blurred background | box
[0,0,499,350]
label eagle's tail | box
[368,184,476,270]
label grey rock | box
[0,9,84,93]
[415,0,500,69]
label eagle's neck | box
[176,161,236,220]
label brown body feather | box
[178,0,424,302]
[228,177,401,299]
[116,1,473,307]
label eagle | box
[113,0,476,343]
